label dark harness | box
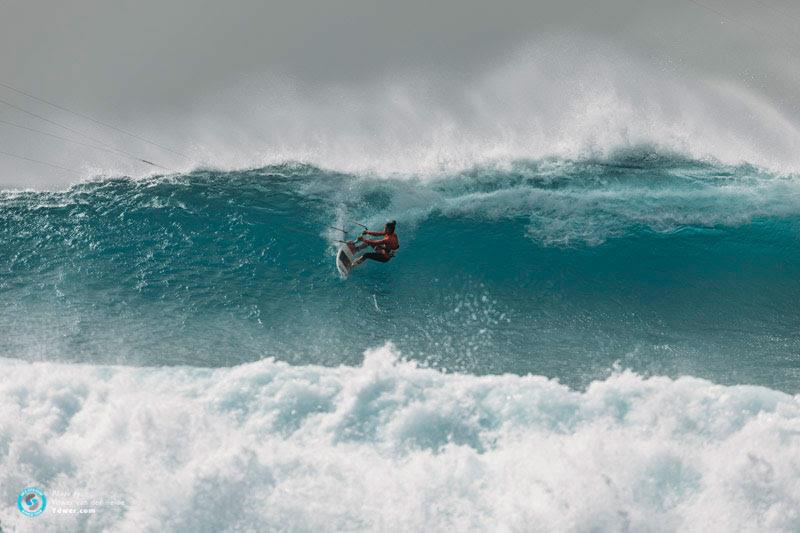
[375,241,399,259]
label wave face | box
[1,345,799,532]
[2,153,800,391]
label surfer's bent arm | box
[360,236,390,246]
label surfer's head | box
[385,220,396,234]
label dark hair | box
[386,220,396,232]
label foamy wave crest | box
[1,344,798,531]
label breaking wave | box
[1,344,799,531]
[2,154,799,390]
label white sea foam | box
[1,344,798,531]
[316,160,800,246]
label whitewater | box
[1,344,799,532]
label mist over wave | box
[1,344,799,532]
[182,40,800,177]
[3,38,800,188]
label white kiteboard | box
[336,241,358,278]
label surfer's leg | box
[353,252,391,266]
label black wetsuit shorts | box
[362,252,392,263]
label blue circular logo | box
[18,487,46,517]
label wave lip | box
[1,344,799,531]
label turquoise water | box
[2,154,800,531]
[2,154,799,390]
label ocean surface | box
[1,152,799,530]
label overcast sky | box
[1,0,799,187]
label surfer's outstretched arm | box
[362,230,385,236]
